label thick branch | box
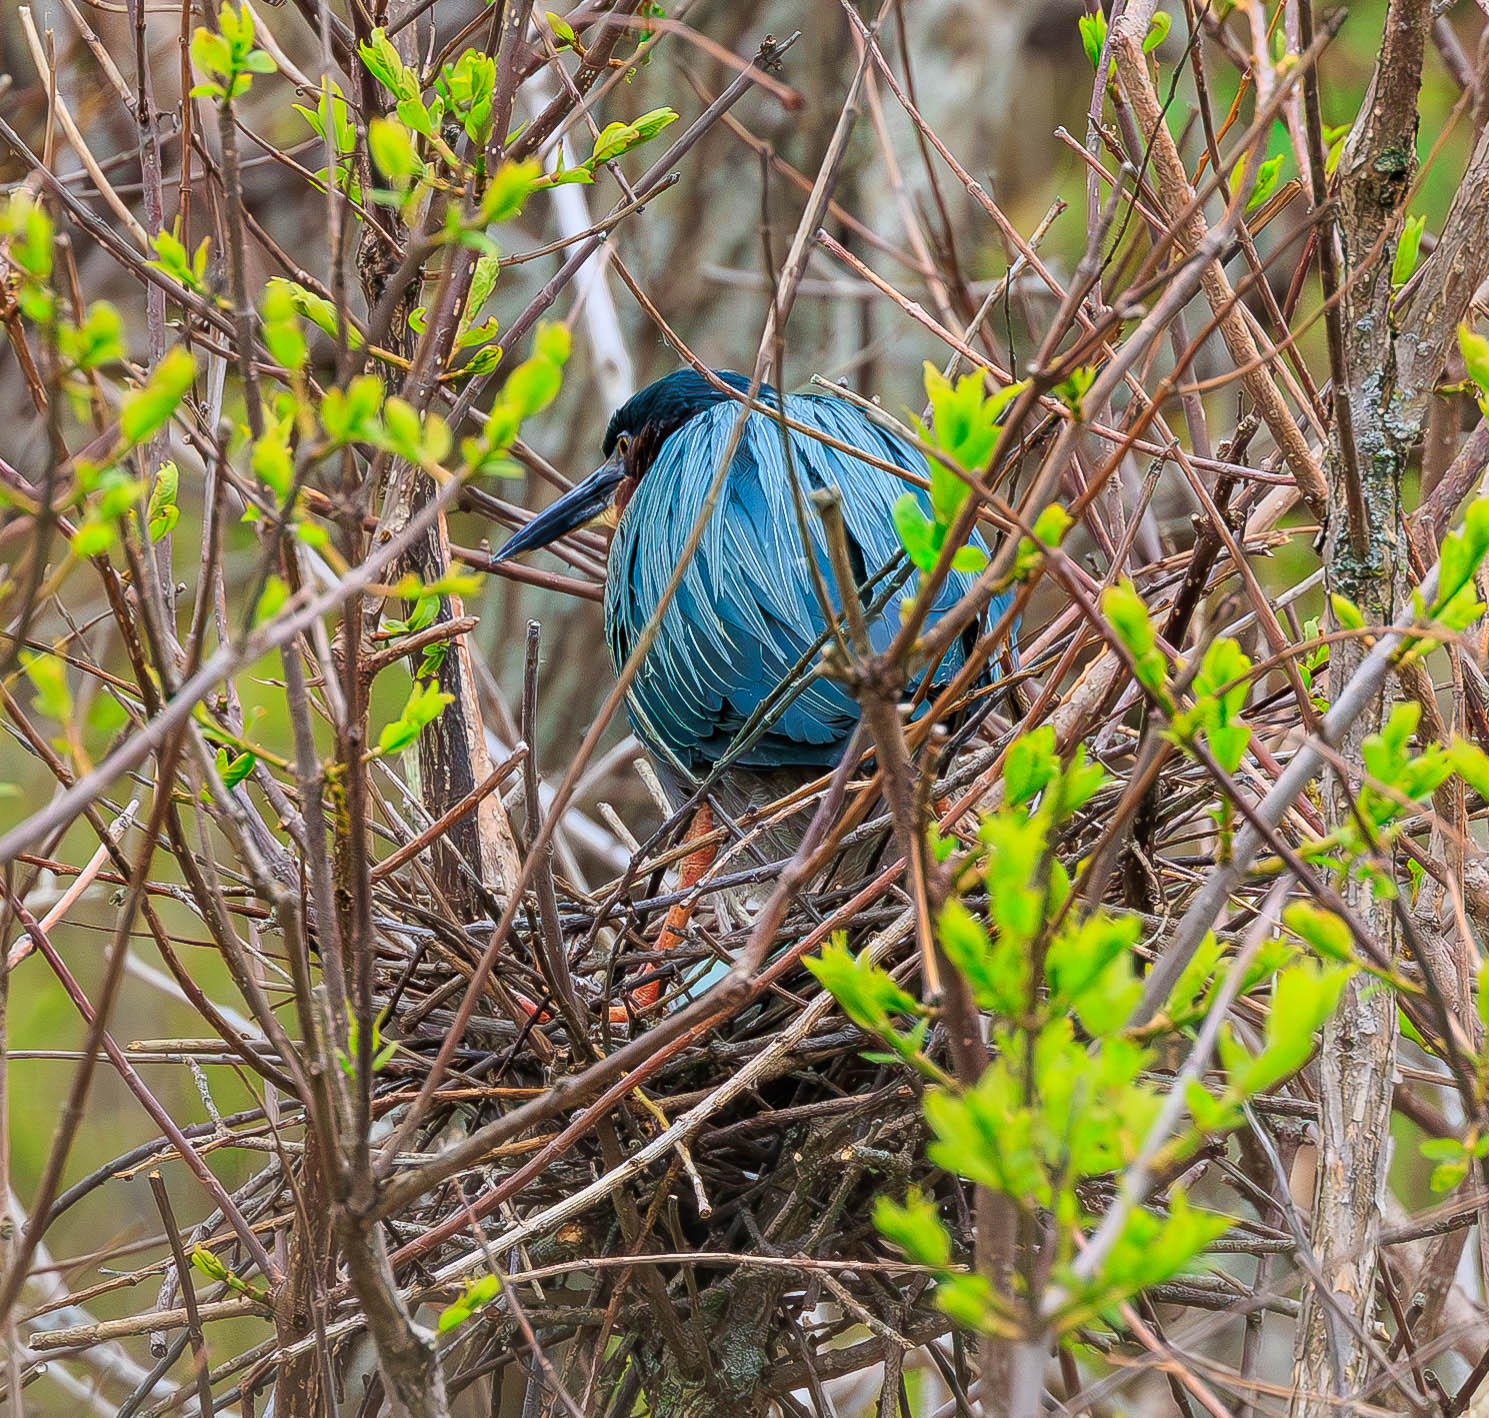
[1293,3,1430,1411]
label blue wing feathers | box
[606,393,994,771]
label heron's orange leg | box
[511,804,720,1029]
[613,801,716,1019]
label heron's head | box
[491,369,761,564]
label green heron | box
[494,369,1004,1003]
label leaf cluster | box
[893,362,1023,581]
[189,3,276,102]
[810,725,1346,1342]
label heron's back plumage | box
[606,390,997,778]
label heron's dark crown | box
[602,369,774,461]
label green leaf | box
[873,1189,951,1267]
[534,320,571,366]
[950,544,988,573]
[1431,1159,1471,1192]
[120,346,196,444]
[1103,579,1155,657]
[393,571,482,602]
[482,159,543,222]
[383,397,423,461]
[294,80,354,154]
[1431,497,1489,628]
[632,106,679,141]
[1078,11,1107,70]
[1046,912,1141,1025]
[70,518,115,557]
[1163,930,1224,1020]
[191,1246,229,1283]
[1239,961,1348,1094]
[465,256,502,327]
[87,694,128,739]
[252,423,294,499]
[1420,1136,1469,1163]
[1230,153,1283,214]
[537,164,594,188]
[503,352,561,419]
[1003,725,1058,806]
[1283,901,1352,963]
[437,49,496,144]
[1185,1078,1242,1133]
[939,895,1028,1018]
[456,316,500,350]
[368,117,423,183]
[477,322,568,437]
[466,1274,501,1307]
[267,277,363,349]
[63,300,125,371]
[1032,503,1071,548]
[253,573,288,628]
[378,679,454,754]
[437,1272,501,1333]
[1329,592,1365,630]
[1102,579,1168,698]
[215,746,256,788]
[1055,1189,1231,1330]
[437,1300,471,1332]
[189,5,274,98]
[1461,325,1489,405]
[391,94,432,140]
[1323,122,1349,176]
[322,373,386,445]
[589,107,677,165]
[2,192,54,279]
[1052,365,1095,416]
[20,650,73,722]
[924,1080,1030,1198]
[1177,636,1252,773]
[928,459,969,526]
[1192,637,1250,708]
[372,1033,399,1071]
[927,824,956,864]
[892,495,938,573]
[190,28,232,79]
[933,1273,1004,1334]
[1393,214,1426,289]
[147,460,180,541]
[261,280,307,372]
[1143,10,1171,52]
[359,28,420,101]
[805,936,920,1039]
[1450,737,1489,802]
[922,363,1009,473]
[93,468,144,521]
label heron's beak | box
[490,454,625,564]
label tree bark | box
[353,4,526,919]
[273,1141,336,1417]
[368,478,523,913]
[339,1213,451,1418]
[1290,2,1429,1411]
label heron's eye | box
[616,434,631,457]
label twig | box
[7,798,138,968]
